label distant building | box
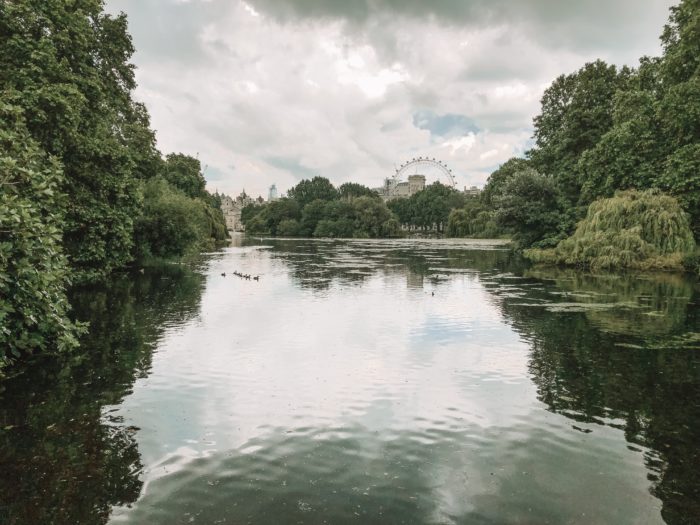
[268,183,278,202]
[408,175,426,195]
[375,174,426,201]
[221,190,254,232]
[463,185,481,197]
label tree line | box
[241,176,475,238]
[0,1,227,371]
[242,177,400,238]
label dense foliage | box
[134,154,228,260]
[0,0,226,372]
[0,0,156,282]
[133,177,225,260]
[445,198,499,238]
[388,182,466,233]
[242,178,399,238]
[0,105,83,368]
[526,190,696,270]
[449,0,699,267]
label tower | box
[408,175,426,195]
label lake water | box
[1,238,699,524]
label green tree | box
[277,219,302,236]
[382,217,400,237]
[578,89,662,204]
[160,153,207,198]
[338,182,377,199]
[352,196,391,238]
[313,218,354,238]
[0,0,157,282]
[446,198,500,238]
[530,60,628,203]
[300,199,327,236]
[387,182,465,232]
[526,189,696,270]
[287,176,338,208]
[241,202,261,225]
[262,198,302,235]
[660,0,700,87]
[387,198,412,226]
[481,158,530,206]
[0,105,82,371]
[412,182,465,232]
[495,168,570,248]
[132,178,209,259]
[245,214,269,235]
[659,144,700,238]
[575,0,700,236]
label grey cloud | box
[247,0,674,56]
[103,0,677,196]
[106,0,231,64]
[264,156,319,181]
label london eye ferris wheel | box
[393,157,457,188]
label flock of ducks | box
[221,271,259,281]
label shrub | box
[0,105,83,371]
[526,189,696,271]
[277,219,302,237]
[446,200,501,238]
[133,177,209,260]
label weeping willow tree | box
[526,190,696,271]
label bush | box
[0,106,83,371]
[526,189,696,271]
[277,219,302,237]
[494,168,572,248]
[133,177,210,260]
[446,199,501,238]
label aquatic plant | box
[525,189,696,271]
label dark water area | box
[1,238,699,524]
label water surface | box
[1,238,699,524]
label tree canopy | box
[286,176,338,208]
[242,178,399,238]
[0,1,227,371]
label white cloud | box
[480,149,499,161]
[241,1,260,17]
[105,0,674,196]
[442,134,476,155]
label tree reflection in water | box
[1,240,699,524]
[258,238,519,291]
[253,238,700,523]
[0,265,205,524]
[486,267,700,524]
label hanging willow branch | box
[525,189,696,271]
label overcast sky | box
[105,0,676,198]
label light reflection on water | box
[1,238,699,524]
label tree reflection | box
[487,267,700,524]
[0,265,205,524]
[253,238,519,291]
